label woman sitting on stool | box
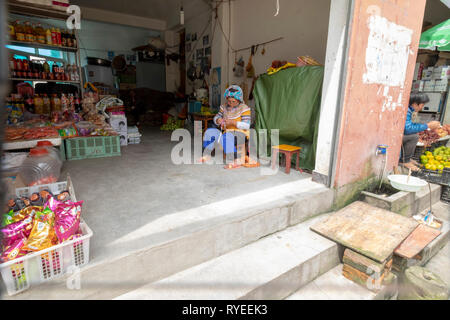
[202,85,251,167]
[400,93,441,171]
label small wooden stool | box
[272,144,302,174]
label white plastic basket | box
[0,176,93,296]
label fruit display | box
[420,147,450,173]
[160,117,184,131]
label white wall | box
[77,20,161,65]
[184,9,212,94]
[313,0,352,185]
[210,0,331,118]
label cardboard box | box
[432,66,450,80]
[423,80,436,91]
[434,79,449,92]
[108,113,128,146]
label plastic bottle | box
[51,94,61,112]
[51,27,58,45]
[56,28,62,46]
[9,57,15,78]
[46,27,52,45]
[34,94,44,114]
[36,23,45,44]
[25,22,34,42]
[20,147,62,187]
[8,20,15,40]
[15,21,25,41]
[36,141,62,163]
[43,94,51,114]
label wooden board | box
[342,263,386,292]
[311,201,418,263]
[343,249,386,274]
[394,224,441,259]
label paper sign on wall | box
[363,15,413,88]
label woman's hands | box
[217,118,236,128]
[427,121,441,130]
[225,119,236,127]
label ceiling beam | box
[80,6,167,31]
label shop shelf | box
[65,135,121,160]
[9,78,81,84]
[8,40,78,52]
[0,177,93,296]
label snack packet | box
[12,206,43,223]
[1,215,34,247]
[2,210,14,227]
[54,201,83,243]
[1,239,26,262]
[22,208,57,252]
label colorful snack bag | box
[1,239,26,262]
[44,196,62,212]
[2,210,15,227]
[1,215,34,247]
[22,208,57,252]
[54,201,83,243]
[12,206,43,223]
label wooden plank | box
[342,264,386,292]
[310,201,418,263]
[394,224,441,259]
[343,249,386,274]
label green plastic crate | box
[65,136,121,160]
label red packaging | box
[54,201,83,243]
[1,239,26,262]
[1,215,34,247]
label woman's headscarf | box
[224,85,244,103]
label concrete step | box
[114,213,340,300]
[1,178,334,300]
[286,264,398,300]
[423,241,450,291]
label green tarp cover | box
[253,66,324,170]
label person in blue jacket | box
[400,93,441,171]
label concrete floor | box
[61,127,312,266]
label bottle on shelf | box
[9,56,15,78]
[51,94,61,112]
[66,30,73,47]
[56,28,62,46]
[15,21,25,42]
[42,61,50,79]
[34,94,44,114]
[61,29,67,47]
[46,26,52,45]
[51,27,58,46]
[36,23,46,44]
[43,94,51,114]
[71,30,77,48]
[8,20,15,40]
[25,22,34,42]
[31,23,38,43]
